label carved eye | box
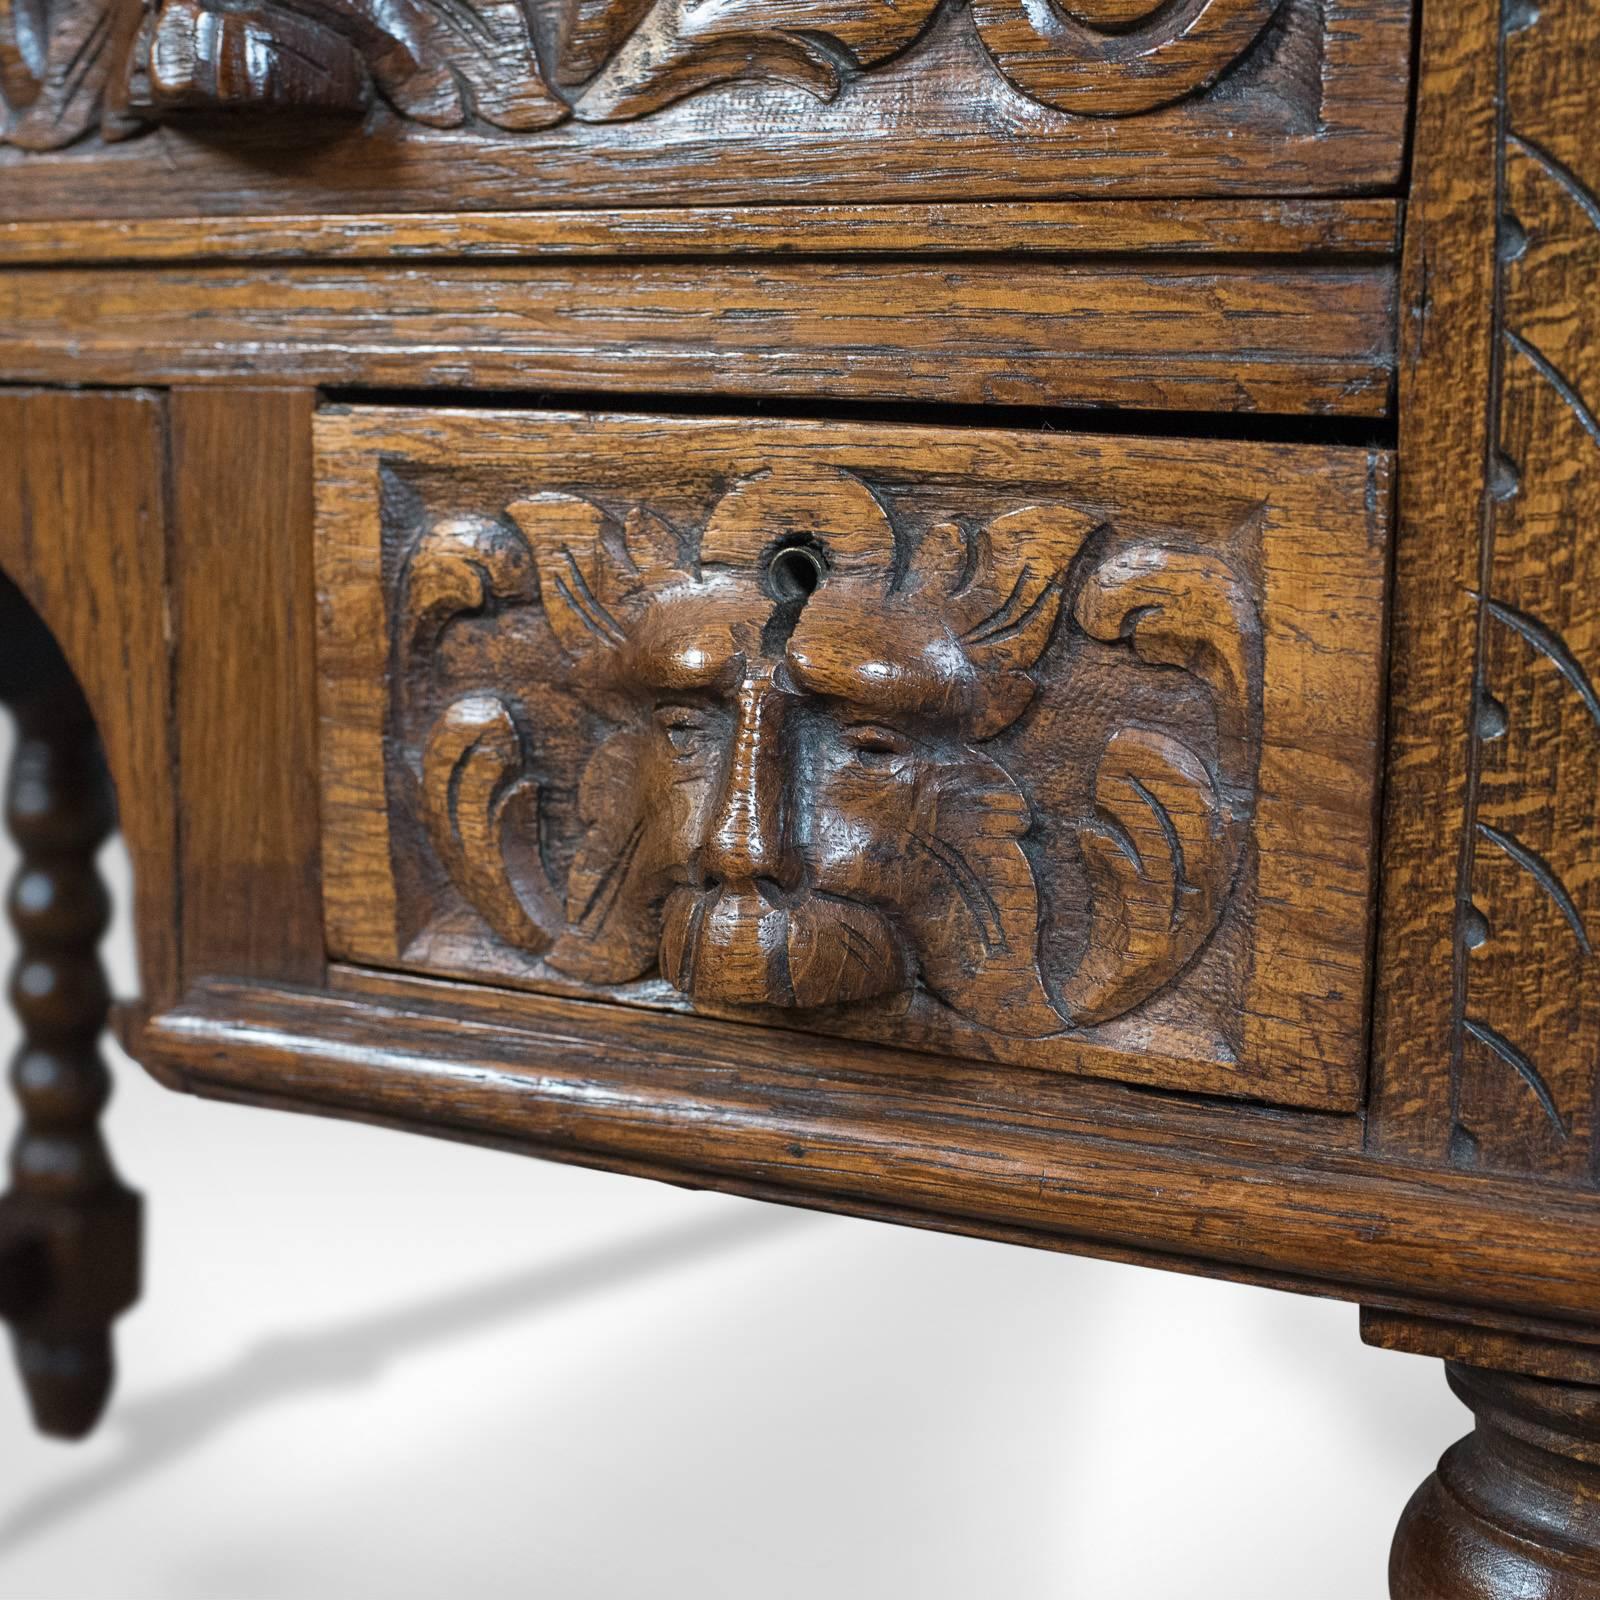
[654,703,713,755]
[842,724,910,768]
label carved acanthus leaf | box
[2,0,1292,142]
[908,746,1062,1038]
[545,727,668,983]
[1061,542,1259,1023]
[0,0,143,148]
[970,0,1285,116]
[404,515,563,956]
[571,0,942,120]
[418,695,563,954]
[141,0,568,125]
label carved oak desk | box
[0,0,1597,1590]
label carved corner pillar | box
[0,577,140,1439]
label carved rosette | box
[394,462,1261,1045]
[1,0,1286,145]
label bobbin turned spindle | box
[0,577,140,1439]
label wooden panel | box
[127,973,1600,1331]
[0,259,1400,418]
[0,0,1411,213]
[0,199,1403,265]
[1365,0,1500,1161]
[1456,14,1600,1182]
[171,389,325,986]
[0,391,178,1008]
[1371,0,1600,1186]
[315,408,1390,1110]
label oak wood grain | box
[1371,0,1600,1192]
[0,391,177,1009]
[1365,0,1501,1164]
[0,200,1403,266]
[0,258,1400,417]
[170,389,326,988]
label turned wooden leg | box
[1391,1363,1600,1598]
[0,582,140,1439]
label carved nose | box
[702,670,794,894]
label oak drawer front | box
[0,0,1412,213]
[315,409,1390,1112]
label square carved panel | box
[315,409,1390,1110]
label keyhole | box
[767,543,825,602]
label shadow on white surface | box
[0,1208,807,1560]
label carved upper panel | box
[0,0,1412,207]
[315,411,1391,1109]
[0,0,1295,139]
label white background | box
[0,716,1463,1599]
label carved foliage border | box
[1451,0,1600,1182]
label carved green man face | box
[407,463,1257,1039]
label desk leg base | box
[1392,1362,1600,1599]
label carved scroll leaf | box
[944,503,1100,738]
[1,0,143,148]
[402,511,537,658]
[544,727,668,983]
[145,0,369,113]
[418,695,563,954]
[970,0,1283,116]
[334,0,566,129]
[1074,542,1257,802]
[571,0,944,121]
[0,0,46,115]
[510,492,631,659]
[909,746,1062,1037]
[403,515,564,955]
[550,0,657,87]
[1063,727,1224,1024]
[134,0,566,126]
[1060,542,1259,1024]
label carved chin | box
[659,886,906,1010]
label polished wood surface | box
[0,255,1400,416]
[0,198,1404,265]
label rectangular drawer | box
[315,408,1390,1111]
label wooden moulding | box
[314,407,1390,1111]
[0,200,1403,265]
[123,973,1600,1332]
[0,254,1400,418]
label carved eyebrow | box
[631,637,740,691]
[787,637,965,726]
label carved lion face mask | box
[406,461,1259,1040]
